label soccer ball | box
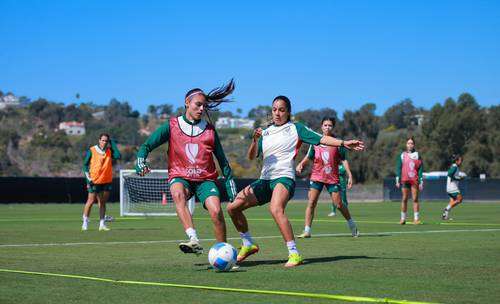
[208,242,237,272]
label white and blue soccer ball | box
[208,242,237,272]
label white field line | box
[1,228,499,248]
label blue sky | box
[1,0,499,117]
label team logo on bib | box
[321,151,332,174]
[185,143,199,164]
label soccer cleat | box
[284,253,303,268]
[399,219,406,225]
[297,231,311,238]
[351,226,360,237]
[442,211,450,220]
[179,240,203,255]
[237,244,259,262]
[327,212,336,217]
[98,225,110,231]
[81,224,88,231]
[413,219,422,225]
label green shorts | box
[309,180,340,194]
[169,177,220,208]
[447,192,461,199]
[250,177,295,205]
[87,183,112,193]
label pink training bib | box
[167,117,218,181]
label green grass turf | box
[0,201,499,304]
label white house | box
[216,117,255,129]
[59,121,86,136]
[0,93,20,110]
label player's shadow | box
[237,255,412,267]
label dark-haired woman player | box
[227,96,364,267]
[135,80,237,255]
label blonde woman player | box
[82,133,121,231]
[227,96,364,268]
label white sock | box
[185,227,198,241]
[445,204,451,211]
[414,212,420,220]
[401,212,406,220]
[304,226,311,233]
[239,231,254,247]
[286,240,299,255]
[82,215,88,223]
[347,219,356,229]
[99,219,105,227]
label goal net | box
[120,169,195,216]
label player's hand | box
[347,179,353,190]
[135,157,151,176]
[419,182,424,191]
[252,128,263,141]
[395,182,400,189]
[344,140,364,151]
[225,178,237,202]
[296,163,303,174]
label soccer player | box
[395,137,423,225]
[442,155,464,220]
[328,162,353,217]
[296,117,359,238]
[227,96,364,267]
[135,80,237,255]
[82,133,121,231]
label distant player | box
[395,137,423,225]
[82,133,121,231]
[442,155,464,220]
[135,80,237,255]
[227,97,364,268]
[296,117,359,238]
[328,162,353,217]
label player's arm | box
[247,128,262,160]
[296,145,313,174]
[395,154,402,187]
[82,149,92,184]
[448,165,459,180]
[213,130,237,202]
[109,138,121,160]
[294,122,364,151]
[136,123,170,176]
[418,155,424,188]
[340,147,353,189]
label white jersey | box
[446,164,461,193]
[258,121,322,180]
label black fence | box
[0,177,310,204]
[383,177,500,201]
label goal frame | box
[120,169,194,217]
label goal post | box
[120,169,195,216]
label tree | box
[382,98,417,129]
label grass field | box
[1,201,499,304]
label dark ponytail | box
[185,79,235,111]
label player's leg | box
[82,190,96,231]
[400,184,410,224]
[170,179,202,254]
[97,189,109,231]
[442,195,454,220]
[267,178,302,267]
[298,185,321,238]
[331,188,359,237]
[199,181,226,243]
[227,184,260,262]
[411,184,421,224]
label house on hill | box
[59,121,86,136]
